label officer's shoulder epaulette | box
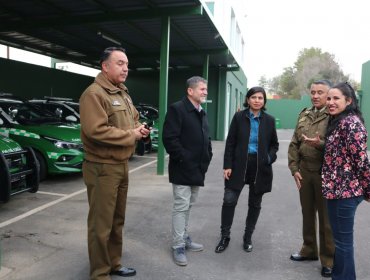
[299,107,310,115]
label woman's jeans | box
[327,196,363,280]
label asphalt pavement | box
[1,129,369,280]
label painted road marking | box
[37,191,68,197]
[133,155,158,159]
[0,189,86,228]
[0,157,163,228]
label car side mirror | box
[8,107,18,119]
[65,115,78,122]
[55,108,63,118]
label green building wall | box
[209,68,249,140]
[0,57,93,99]
[360,60,370,135]
[266,95,312,129]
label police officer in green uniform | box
[80,47,150,280]
[288,80,334,278]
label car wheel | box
[145,140,152,153]
[136,140,145,156]
[25,147,40,193]
[35,150,47,181]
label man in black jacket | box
[163,76,213,266]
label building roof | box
[0,0,237,71]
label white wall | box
[203,0,247,72]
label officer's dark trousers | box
[83,160,129,280]
[299,168,334,268]
[220,154,263,242]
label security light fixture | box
[97,31,121,46]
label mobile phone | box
[143,122,149,129]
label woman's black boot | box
[215,236,230,253]
[243,234,253,252]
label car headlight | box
[150,128,158,136]
[43,136,82,150]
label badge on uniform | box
[112,100,121,106]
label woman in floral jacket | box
[322,82,370,280]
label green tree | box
[280,67,298,98]
[258,75,268,89]
[294,47,325,71]
[348,79,360,91]
[271,47,351,99]
[268,76,282,95]
[294,49,348,95]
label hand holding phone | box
[141,122,150,139]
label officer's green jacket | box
[288,106,329,175]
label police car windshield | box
[0,101,61,125]
[66,102,80,113]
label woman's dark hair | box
[326,82,364,136]
[99,47,126,66]
[243,86,267,111]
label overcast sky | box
[238,0,370,86]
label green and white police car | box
[135,104,159,155]
[0,94,83,180]
[0,131,39,203]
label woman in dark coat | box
[215,86,279,253]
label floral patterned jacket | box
[322,114,370,200]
